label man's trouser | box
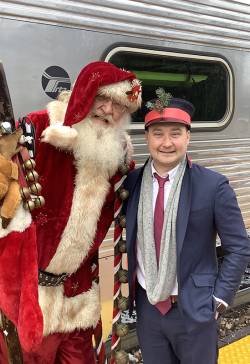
[135,284,218,364]
[0,328,96,364]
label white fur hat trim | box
[98,79,141,113]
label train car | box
[1,0,250,342]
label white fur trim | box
[39,282,101,336]
[0,205,31,238]
[98,79,141,112]
[41,125,78,150]
[45,93,78,150]
[47,168,110,274]
[123,133,134,163]
[47,91,71,125]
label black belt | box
[38,269,69,287]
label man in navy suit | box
[124,92,250,364]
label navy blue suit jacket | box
[124,161,250,329]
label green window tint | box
[108,50,231,127]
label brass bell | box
[23,200,36,211]
[119,164,129,176]
[118,269,128,284]
[23,159,36,170]
[34,196,45,208]
[118,215,126,229]
[20,187,31,200]
[118,239,127,253]
[29,182,42,195]
[119,188,129,201]
[115,323,129,337]
[26,170,39,182]
[114,350,129,364]
[117,296,129,311]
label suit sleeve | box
[214,176,250,304]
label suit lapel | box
[176,165,192,257]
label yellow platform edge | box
[219,335,250,364]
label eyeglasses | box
[95,96,128,114]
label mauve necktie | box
[153,173,172,315]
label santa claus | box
[0,61,141,363]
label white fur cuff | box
[0,205,32,238]
[41,125,78,150]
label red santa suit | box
[0,61,141,363]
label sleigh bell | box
[26,170,39,182]
[119,188,129,201]
[118,269,128,284]
[20,187,31,200]
[29,182,42,195]
[118,239,127,253]
[119,164,129,176]
[114,350,129,364]
[23,199,36,212]
[117,296,129,311]
[21,156,44,211]
[115,323,129,337]
[118,215,126,229]
[23,158,36,170]
[34,196,45,208]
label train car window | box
[106,48,233,130]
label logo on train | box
[42,66,71,99]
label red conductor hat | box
[145,88,194,129]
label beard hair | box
[72,113,131,178]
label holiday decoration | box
[146,87,172,112]
[110,167,131,364]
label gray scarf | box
[137,157,187,305]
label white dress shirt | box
[136,161,179,296]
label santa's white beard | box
[72,115,130,178]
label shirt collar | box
[151,160,180,182]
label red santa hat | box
[64,61,141,126]
[42,61,141,149]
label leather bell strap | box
[14,146,31,188]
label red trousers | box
[0,329,96,364]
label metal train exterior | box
[1,0,250,339]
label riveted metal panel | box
[1,0,250,50]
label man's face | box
[90,96,129,128]
[145,122,190,174]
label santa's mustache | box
[93,112,114,124]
